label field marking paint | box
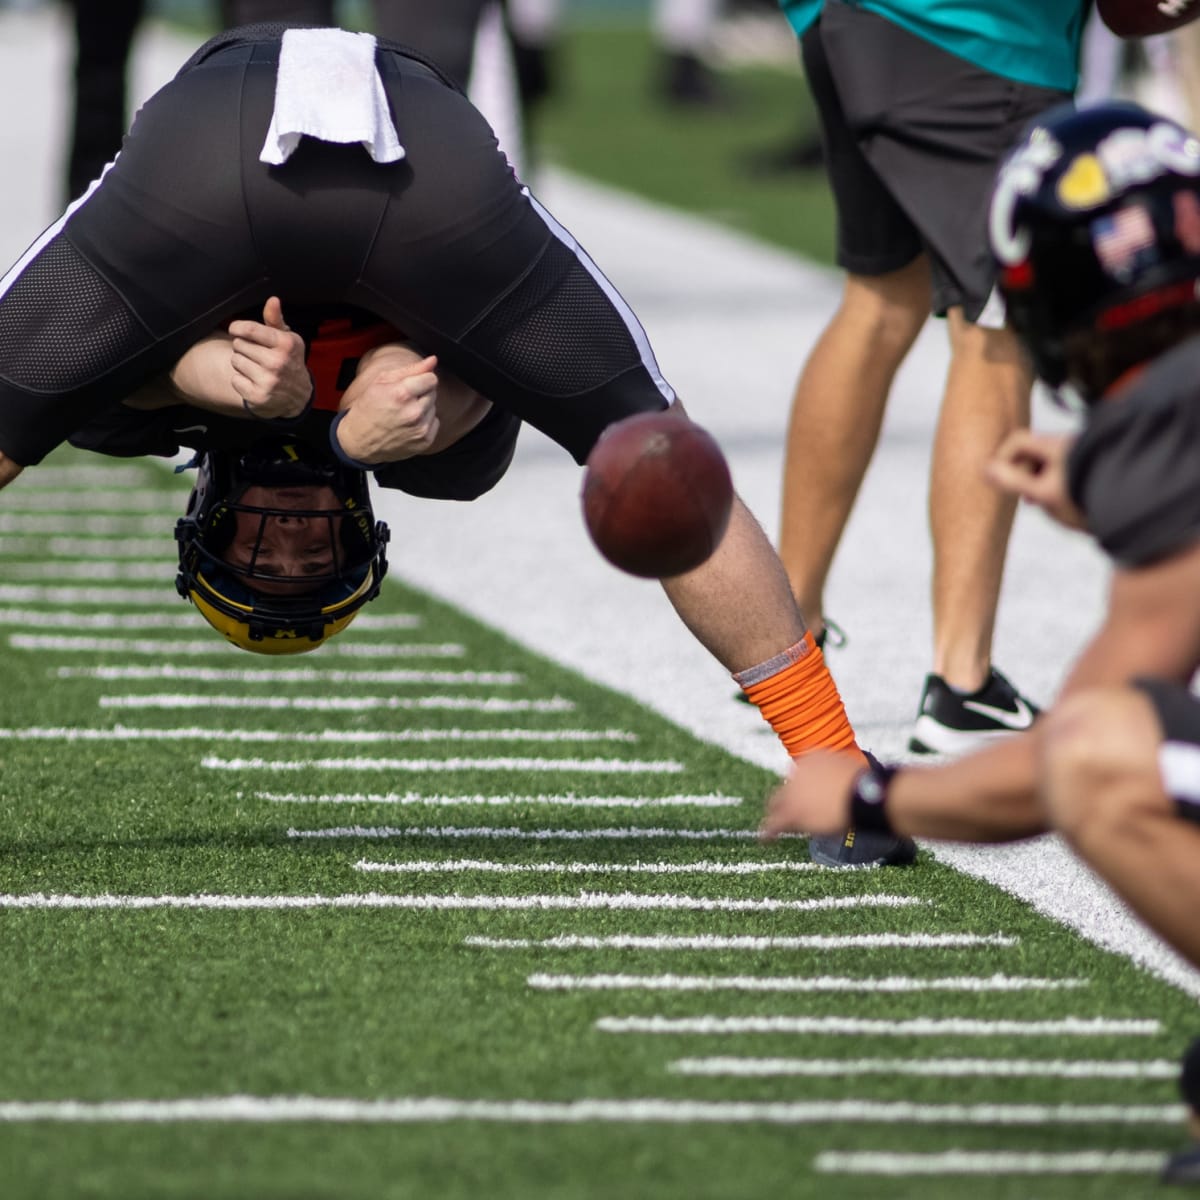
[671,1057,1178,1079]
[530,973,1084,993]
[0,1096,1180,1127]
[266,792,735,808]
[465,934,1015,950]
[360,858,841,875]
[0,536,171,557]
[596,1016,1161,1036]
[0,726,635,745]
[0,489,178,512]
[56,666,523,685]
[9,466,157,487]
[813,1150,1166,1175]
[290,826,790,841]
[11,635,464,658]
[0,892,923,913]
[214,756,683,774]
[102,694,571,713]
[0,586,178,606]
[0,609,220,631]
[1,562,167,581]
[0,513,172,535]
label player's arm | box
[0,449,23,490]
[331,342,492,465]
[123,297,312,419]
[763,538,1200,844]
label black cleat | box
[1162,1144,1200,1185]
[908,667,1039,756]
[808,825,918,868]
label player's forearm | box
[888,734,1047,842]
[164,333,246,415]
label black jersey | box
[1068,335,1200,567]
[0,25,672,468]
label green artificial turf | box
[0,447,1195,1199]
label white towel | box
[259,28,405,166]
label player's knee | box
[1040,691,1152,845]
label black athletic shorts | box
[1133,677,1200,826]
[0,25,673,467]
[801,3,1070,323]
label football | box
[1096,0,1200,36]
[581,410,734,578]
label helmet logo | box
[990,130,1062,265]
[1093,124,1200,195]
[1057,155,1110,209]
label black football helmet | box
[174,440,389,654]
[989,100,1200,400]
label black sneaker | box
[908,667,1039,756]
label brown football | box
[1096,0,1200,36]
[581,410,734,579]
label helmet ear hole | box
[174,440,389,654]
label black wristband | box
[848,761,898,835]
[329,410,377,471]
[241,373,316,428]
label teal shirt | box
[778,0,1083,92]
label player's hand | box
[334,350,441,464]
[759,750,862,840]
[228,296,312,420]
[986,429,1087,530]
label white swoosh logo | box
[962,695,1034,730]
[173,424,208,434]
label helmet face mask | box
[989,101,1200,403]
[175,441,389,654]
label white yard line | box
[0,726,635,744]
[362,859,842,875]
[0,489,177,511]
[290,826,786,841]
[57,666,523,684]
[466,933,1016,950]
[813,1150,1167,1176]
[0,892,923,913]
[0,1096,1180,1127]
[0,585,177,605]
[671,1057,1178,1079]
[102,694,572,713]
[0,536,170,556]
[530,973,1084,993]
[1,562,168,581]
[596,1016,1161,1036]
[214,756,683,774]
[11,635,464,657]
[267,792,728,807]
[0,514,171,534]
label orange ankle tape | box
[740,631,865,761]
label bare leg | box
[660,493,805,673]
[1043,689,1200,968]
[778,258,930,631]
[929,314,1031,691]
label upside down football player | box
[0,23,913,867]
[759,99,1200,1180]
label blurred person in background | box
[63,0,145,201]
[773,0,1087,758]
